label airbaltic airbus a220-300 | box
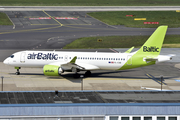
[3,26,174,77]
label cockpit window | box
[10,55,14,58]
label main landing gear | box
[15,67,21,75]
[73,73,80,78]
[73,71,91,78]
[85,71,91,77]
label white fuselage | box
[4,51,134,71]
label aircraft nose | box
[3,59,9,65]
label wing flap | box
[76,63,99,70]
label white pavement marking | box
[5,13,15,29]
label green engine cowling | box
[43,65,63,76]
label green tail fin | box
[136,25,168,56]
[119,25,168,70]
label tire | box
[15,72,20,75]
[73,74,80,78]
[85,71,91,77]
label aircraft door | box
[20,52,26,63]
[127,55,132,65]
[64,55,68,61]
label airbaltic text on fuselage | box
[27,53,58,60]
[143,46,159,52]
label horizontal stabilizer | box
[145,58,158,62]
[166,54,176,57]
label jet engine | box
[43,65,64,76]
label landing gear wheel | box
[15,72,20,75]
[85,71,91,77]
[73,74,80,78]
[15,67,21,75]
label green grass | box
[0,0,180,6]
[0,12,13,25]
[88,11,180,28]
[63,35,180,49]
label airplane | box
[3,25,174,78]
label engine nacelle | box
[43,65,63,76]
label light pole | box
[1,76,4,91]
[80,75,84,91]
[160,75,163,91]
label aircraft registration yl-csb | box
[3,26,175,77]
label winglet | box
[125,46,134,53]
[70,56,77,63]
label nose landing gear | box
[15,67,21,75]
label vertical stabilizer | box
[119,26,168,70]
[136,25,168,56]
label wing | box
[49,56,99,71]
